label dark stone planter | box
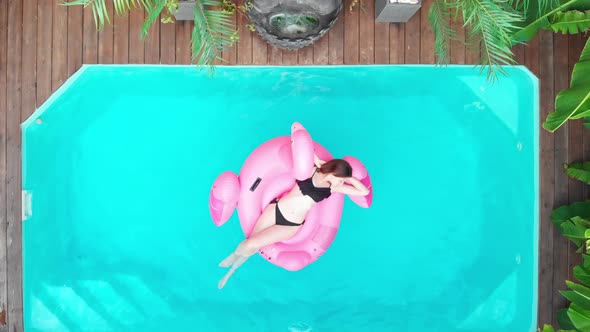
[247,0,343,50]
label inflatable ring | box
[209,122,372,271]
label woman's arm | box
[314,152,326,168]
[331,177,370,196]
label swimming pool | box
[22,65,539,332]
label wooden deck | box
[0,0,586,330]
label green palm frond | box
[429,0,456,64]
[458,0,522,79]
[142,0,167,38]
[191,0,236,68]
[64,0,111,30]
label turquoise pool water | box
[22,65,538,332]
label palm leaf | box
[458,0,522,80]
[568,303,590,331]
[142,0,166,39]
[544,37,590,131]
[551,10,590,33]
[63,0,111,29]
[559,307,578,331]
[565,162,590,185]
[429,0,456,64]
[558,217,587,247]
[562,281,590,310]
[191,0,236,67]
[552,201,590,224]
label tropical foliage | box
[543,38,590,132]
[429,0,590,79]
[66,0,364,68]
[64,0,240,67]
[542,166,590,331]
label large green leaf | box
[562,280,590,310]
[559,307,578,330]
[544,37,590,132]
[558,217,588,247]
[552,201,590,225]
[565,162,590,185]
[575,264,590,285]
[551,10,590,33]
[511,0,586,43]
[568,303,590,330]
[539,325,555,332]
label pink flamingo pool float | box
[209,122,372,271]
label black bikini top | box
[296,168,332,202]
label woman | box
[217,153,370,289]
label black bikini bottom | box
[270,198,305,227]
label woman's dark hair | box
[318,159,353,178]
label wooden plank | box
[252,41,268,65]
[113,9,129,64]
[343,5,359,64]
[568,33,585,280]
[221,10,237,65]
[83,1,98,64]
[465,43,480,65]
[97,1,114,64]
[328,11,344,64]
[0,0,8,329]
[174,21,192,65]
[6,0,23,330]
[160,20,175,64]
[374,22,389,64]
[282,49,297,65]
[532,30,552,328]
[419,0,434,64]
[67,3,83,74]
[144,9,160,63]
[404,12,420,64]
[252,33,268,65]
[551,31,568,328]
[268,46,282,65]
[313,32,329,64]
[236,4,252,65]
[36,0,52,106]
[22,0,37,120]
[389,23,405,64]
[52,0,69,91]
[359,0,374,64]
[129,8,145,63]
[449,12,465,64]
[298,46,314,65]
[513,44,525,65]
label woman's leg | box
[218,203,277,268]
[217,225,300,289]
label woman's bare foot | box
[218,255,248,289]
[219,253,237,268]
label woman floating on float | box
[209,122,373,289]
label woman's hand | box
[332,176,370,196]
